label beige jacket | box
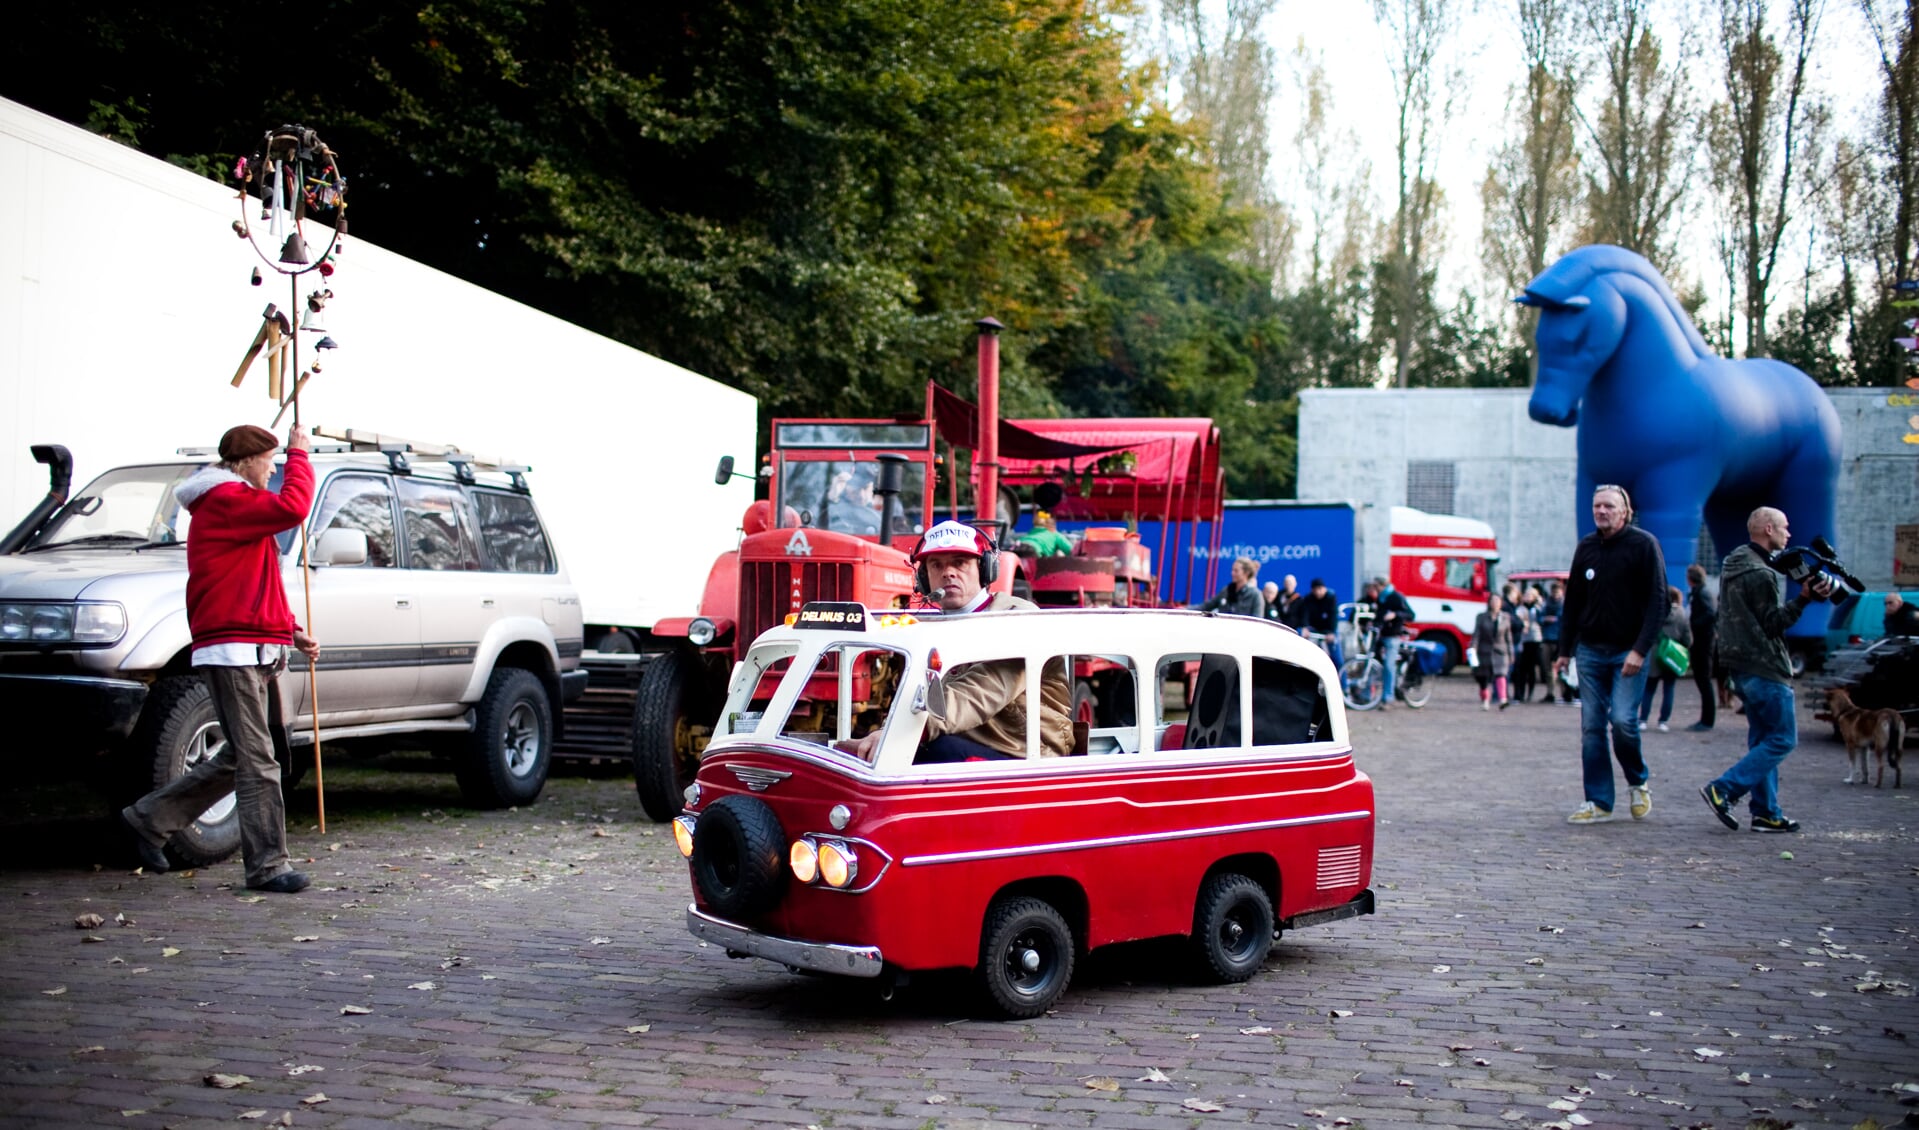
[926,592,1074,757]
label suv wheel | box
[633,648,707,821]
[128,675,241,867]
[457,667,552,808]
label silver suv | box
[0,439,585,866]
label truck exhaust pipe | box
[975,317,1002,540]
[0,444,74,555]
[873,452,908,540]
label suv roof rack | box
[313,426,532,489]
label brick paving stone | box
[3,678,1915,1128]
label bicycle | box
[1341,609,1430,711]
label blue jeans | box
[1711,674,1796,820]
[1575,644,1650,811]
[1639,673,1676,723]
[1381,636,1402,702]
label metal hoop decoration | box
[234,123,347,277]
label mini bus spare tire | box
[976,896,1075,1019]
[128,675,240,868]
[691,794,787,920]
[634,647,704,822]
[456,667,552,808]
[1191,873,1274,983]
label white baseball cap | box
[914,520,992,560]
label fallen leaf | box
[407,981,436,991]
[1304,1111,1327,1119]
[1525,957,1546,966]
[1693,1047,1724,1059]
[1083,1078,1119,1092]
[925,1093,949,1103]
[43,986,67,996]
[75,1045,106,1054]
[238,1111,266,1120]
[340,1005,371,1015]
[1239,1026,1274,1035]
[292,935,319,943]
[1474,1058,1491,1066]
[287,1065,323,1076]
[623,1025,650,1034]
[1329,1009,1353,1018]
[1395,1078,1414,1087]
[1432,965,1451,973]
[301,1092,328,1105]
[588,937,613,945]
[236,895,264,904]
[1500,1112,1525,1122]
[1549,1099,1580,1112]
[205,1073,252,1088]
[1137,1068,1171,1083]
[1182,1098,1224,1113]
[1566,1115,1592,1127]
[81,934,105,943]
[161,947,181,958]
[1734,1072,1752,1084]
[75,913,105,929]
[1687,922,1706,928]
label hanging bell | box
[278,232,309,265]
[250,267,263,287]
[300,305,326,333]
[315,336,339,351]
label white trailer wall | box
[1299,387,1919,589]
[1,98,757,630]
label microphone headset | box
[912,524,1000,595]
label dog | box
[1825,687,1906,788]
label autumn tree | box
[1371,0,1463,387]
[1481,0,1583,377]
[1575,0,1696,276]
[1707,0,1827,357]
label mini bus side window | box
[1155,653,1240,751]
[1251,656,1330,746]
[1050,654,1141,755]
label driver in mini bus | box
[836,521,1072,762]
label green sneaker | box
[1568,802,1615,825]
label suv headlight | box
[0,601,126,645]
[688,617,717,646]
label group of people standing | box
[1468,583,1565,710]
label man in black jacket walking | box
[1552,485,1667,825]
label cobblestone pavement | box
[1,675,1914,1130]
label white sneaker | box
[1482,700,1490,711]
[1657,722,1669,733]
[1568,802,1615,825]
[1630,784,1652,820]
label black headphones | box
[912,525,1000,594]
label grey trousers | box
[127,664,292,887]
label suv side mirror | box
[313,527,368,566]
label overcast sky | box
[1155,1,1888,330]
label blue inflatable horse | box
[1519,245,1841,596]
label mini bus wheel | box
[1191,873,1274,983]
[976,896,1074,1019]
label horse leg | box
[1629,467,1714,594]
[1701,497,1749,575]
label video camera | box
[1767,536,1863,601]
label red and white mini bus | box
[674,603,1376,1018]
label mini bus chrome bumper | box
[686,905,884,978]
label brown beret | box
[218,424,279,462]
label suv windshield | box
[28,465,202,550]
[780,459,926,536]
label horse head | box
[1517,256,1629,428]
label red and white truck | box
[1386,505,1499,671]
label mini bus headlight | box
[789,838,819,884]
[688,617,717,646]
[672,816,697,858]
[817,840,858,889]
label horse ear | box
[1515,291,1591,311]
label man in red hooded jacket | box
[120,424,319,892]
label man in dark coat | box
[1552,485,1666,826]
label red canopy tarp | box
[989,418,1223,524]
